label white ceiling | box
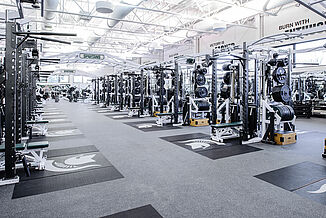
[0,0,295,75]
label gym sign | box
[278,18,326,33]
[79,53,105,60]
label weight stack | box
[274,131,297,145]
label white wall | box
[164,4,326,56]
[163,40,195,62]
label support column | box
[242,42,249,141]
[173,62,179,124]
[140,69,144,115]
[5,21,17,179]
[211,59,218,125]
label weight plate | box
[156,78,165,86]
[272,85,291,103]
[196,74,206,86]
[223,72,231,85]
[195,87,208,98]
[273,67,286,84]
[118,88,125,94]
[135,87,141,95]
[222,63,231,71]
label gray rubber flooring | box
[1,100,326,217]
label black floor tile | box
[197,144,262,160]
[102,205,163,218]
[161,133,261,160]
[47,145,99,158]
[12,166,123,199]
[19,152,112,181]
[294,179,326,205]
[255,162,326,191]
[160,133,209,142]
[124,121,181,132]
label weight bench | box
[211,121,243,143]
[26,120,49,137]
[156,112,183,126]
[0,141,49,171]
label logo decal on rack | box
[45,154,101,172]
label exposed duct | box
[43,0,59,29]
[107,0,144,28]
[192,21,227,32]
[263,0,293,12]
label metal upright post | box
[211,59,218,125]
[140,69,144,116]
[21,54,27,137]
[132,76,135,107]
[159,68,164,113]
[242,42,249,141]
[97,78,100,104]
[114,75,118,104]
[106,76,110,106]
[173,62,179,124]
[16,37,23,143]
[93,79,96,101]
[4,20,17,179]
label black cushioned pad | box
[47,145,99,158]
[255,162,326,205]
[12,151,123,199]
[124,121,181,132]
[102,205,163,218]
[161,133,262,160]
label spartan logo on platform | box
[45,154,101,172]
[137,123,155,129]
[181,139,224,150]
[308,184,326,194]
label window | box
[295,39,326,66]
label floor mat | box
[255,161,326,205]
[12,151,123,199]
[47,145,99,158]
[124,121,181,132]
[102,205,163,218]
[161,133,262,160]
[106,114,145,120]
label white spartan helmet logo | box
[45,154,101,172]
